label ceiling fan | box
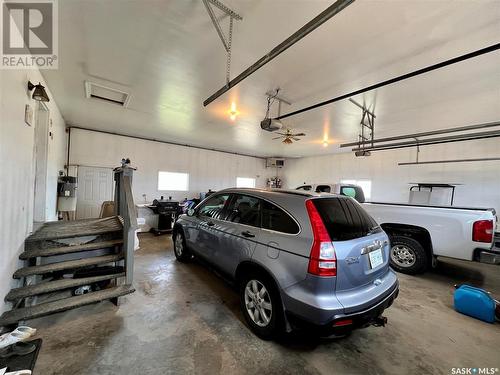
[272,128,306,144]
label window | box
[262,201,299,234]
[341,180,356,185]
[236,177,256,188]
[198,194,230,220]
[312,198,380,241]
[315,185,331,193]
[340,179,372,200]
[356,180,372,200]
[339,185,366,203]
[158,171,189,191]
[226,194,260,227]
[341,187,357,198]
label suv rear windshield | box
[312,197,379,241]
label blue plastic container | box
[454,285,496,323]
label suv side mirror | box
[187,208,195,217]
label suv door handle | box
[241,230,255,238]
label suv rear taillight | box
[472,220,494,243]
[306,200,336,277]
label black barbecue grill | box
[147,198,181,235]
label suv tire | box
[239,271,283,340]
[389,235,427,275]
[173,230,192,262]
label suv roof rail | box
[270,189,315,197]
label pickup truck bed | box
[362,201,498,274]
[294,183,498,274]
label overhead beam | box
[275,43,500,120]
[350,130,500,152]
[398,157,500,166]
[340,120,500,148]
[203,0,355,106]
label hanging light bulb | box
[229,101,239,121]
[322,124,329,147]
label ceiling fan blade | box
[272,136,284,140]
[292,137,301,141]
[293,133,306,137]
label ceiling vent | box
[84,81,131,107]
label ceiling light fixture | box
[229,101,239,121]
[28,81,50,102]
[323,140,329,147]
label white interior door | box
[76,166,114,219]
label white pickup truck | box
[296,183,498,275]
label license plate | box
[368,248,384,269]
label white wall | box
[69,128,274,203]
[283,138,500,213]
[0,70,67,314]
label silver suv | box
[173,188,399,339]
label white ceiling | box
[42,0,500,158]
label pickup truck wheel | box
[389,236,427,275]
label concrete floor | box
[32,233,500,375]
